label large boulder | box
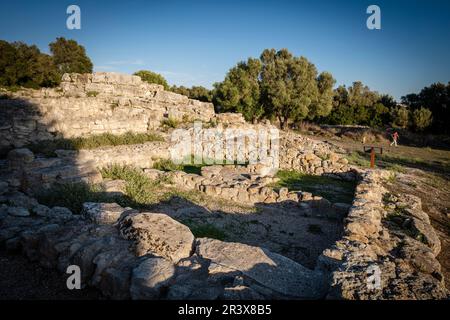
[196,238,327,299]
[119,213,194,263]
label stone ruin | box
[0,72,447,299]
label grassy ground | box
[271,170,356,203]
[26,131,165,157]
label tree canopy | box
[213,58,263,122]
[0,40,60,88]
[0,38,92,89]
[401,82,449,134]
[49,37,93,74]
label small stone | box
[8,206,30,217]
[32,204,51,217]
[0,181,8,195]
[82,202,132,224]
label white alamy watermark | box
[66,265,81,289]
[169,121,279,170]
[366,264,381,290]
[66,5,81,30]
[366,5,381,30]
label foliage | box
[86,90,99,97]
[411,107,433,131]
[391,105,409,128]
[134,70,169,90]
[0,40,60,88]
[260,49,322,129]
[160,117,180,128]
[152,159,184,172]
[49,37,93,74]
[401,82,449,134]
[214,58,264,122]
[171,85,212,102]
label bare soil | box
[0,250,101,300]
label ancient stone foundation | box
[0,72,215,151]
[0,72,447,299]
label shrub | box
[391,105,409,128]
[161,117,179,128]
[86,91,99,97]
[152,159,183,172]
[412,107,432,132]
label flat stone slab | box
[196,238,327,299]
[119,213,194,263]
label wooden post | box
[370,147,375,168]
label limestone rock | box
[8,206,30,217]
[82,202,133,225]
[130,257,175,299]
[119,212,194,263]
[196,238,327,299]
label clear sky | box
[1,0,449,99]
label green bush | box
[152,159,183,172]
[86,91,99,97]
[160,117,179,128]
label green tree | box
[391,105,409,128]
[260,49,320,129]
[0,41,60,88]
[172,85,212,102]
[49,37,93,74]
[402,82,449,134]
[308,71,335,119]
[214,58,263,122]
[0,40,17,86]
[347,81,380,108]
[412,107,432,131]
[134,70,169,90]
[367,103,390,127]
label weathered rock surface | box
[196,238,327,299]
[119,212,195,263]
[82,202,134,225]
[130,257,175,299]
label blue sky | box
[0,0,449,99]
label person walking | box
[390,131,399,147]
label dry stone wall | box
[317,169,448,299]
[0,72,215,151]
